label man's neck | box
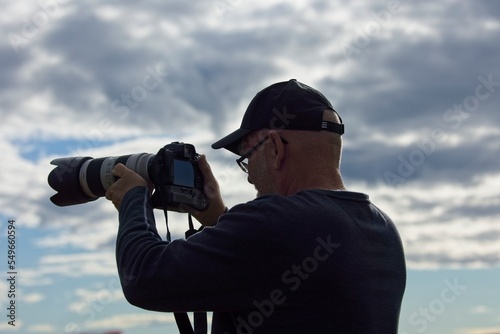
[279,170,346,196]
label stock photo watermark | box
[7,0,73,53]
[341,0,410,62]
[63,276,123,333]
[384,73,499,186]
[74,62,169,154]
[50,62,168,183]
[213,0,243,20]
[401,277,467,333]
[229,235,340,334]
[110,63,169,115]
[5,219,18,327]
[214,105,299,190]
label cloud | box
[354,174,500,268]
[23,293,45,304]
[84,312,176,329]
[69,287,124,314]
[470,305,493,315]
[20,251,117,286]
[27,323,57,333]
[457,328,500,334]
[0,321,24,331]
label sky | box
[0,0,499,333]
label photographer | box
[106,79,406,333]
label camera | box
[47,142,208,212]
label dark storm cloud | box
[321,1,500,122]
[475,0,500,19]
[329,34,500,129]
[4,0,497,179]
[314,0,500,188]
[39,12,161,111]
[444,202,500,223]
[0,47,28,90]
[341,137,499,186]
[20,2,285,135]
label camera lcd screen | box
[173,159,194,187]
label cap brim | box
[211,128,253,155]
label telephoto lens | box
[48,153,154,206]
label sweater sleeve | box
[116,186,276,312]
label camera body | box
[48,142,208,212]
[150,142,208,212]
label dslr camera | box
[48,142,208,212]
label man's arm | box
[115,186,276,312]
[107,156,277,312]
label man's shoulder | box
[227,189,371,224]
[252,189,370,206]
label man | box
[106,79,406,333]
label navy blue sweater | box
[116,186,406,333]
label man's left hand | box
[105,163,148,210]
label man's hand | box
[191,155,227,226]
[106,157,226,223]
[105,163,148,210]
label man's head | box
[212,79,344,154]
[212,79,345,196]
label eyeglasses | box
[236,136,288,173]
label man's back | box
[211,189,406,333]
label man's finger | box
[112,163,127,177]
[198,155,215,182]
[105,186,113,200]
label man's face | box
[240,132,275,197]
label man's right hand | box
[191,154,227,226]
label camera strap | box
[173,312,207,334]
[155,147,172,241]
[163,210,206,334]
[174,313,193,333]
[155,148,208,334]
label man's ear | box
[268,131,286,170]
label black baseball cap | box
[212,79,344,155]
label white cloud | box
[23,293,44,304]
[470,305,492,315]
[85,312,176,329]
[69,287,124,314]
[355,174,500,268]
[26,323,57,333]
[20,251,117,287]
[457,327,500,334]
[0,321,23,331]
